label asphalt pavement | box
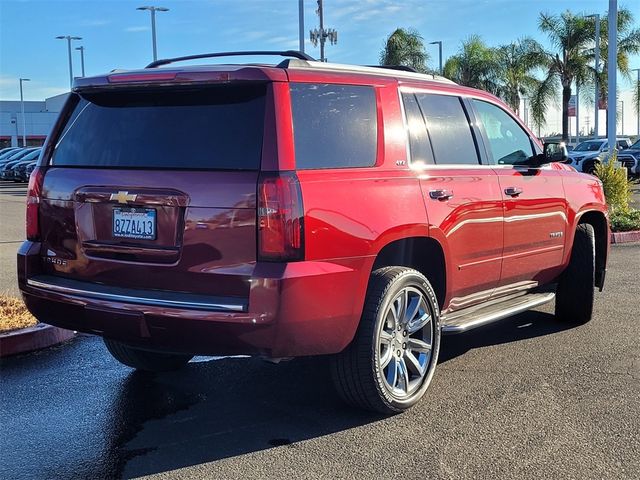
[1,243,639,479]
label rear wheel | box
[555,223,596,324]
[104,338,193,372]
[331,267,440,414]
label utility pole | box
[587,14,600,139]
[298,0,305,53]
[55,35,82,88]
[576,80,580,143]
[429,41,443,75]
[19,78,30,147]
[607,0,617,156]
[137,6,169,62]
[75,46,86,77]
[632,68,640,135]
[310,0,337,62]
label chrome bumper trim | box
[26,277,245,312]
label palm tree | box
[588,8,640,135]
[379,28,430,73]
[443,35,501,95]
[529,11,593,142]
[495,38,546,114]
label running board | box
[441,292,555,334]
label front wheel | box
[104,338,193,372]
[331,267,441,414]
[555,223,596,324]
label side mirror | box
[543,141,568,164]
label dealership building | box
[0,93,68,149]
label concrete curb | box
[611,230,640,244]
[0,324,75,358]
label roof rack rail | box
[146,50,316,68]
[365,65,419,73]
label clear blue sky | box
[0,0,638,101]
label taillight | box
[26,167,45,241]
[258,172,304,261]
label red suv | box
[18,51,609,414]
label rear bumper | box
[18,241,370,357]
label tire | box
[104,338,193,372]
[330,267,441,414]
[555,223,595,324]
[583,162,598,175]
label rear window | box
[290,83,377,169]
[51,85,266,170]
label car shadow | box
[94,310,572,478]
[438,309,573,363]
[105,355,384,479]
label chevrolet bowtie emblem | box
[110,191,137,204]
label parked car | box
[617,138,640,177]
[0,147,21,158]
[0,148,26,164]
[18,51,609,414]
[567,138,632,174]
[14,160,38,183]
[0,149,39,179]
[24,161,37,180]
[7,149,41,182]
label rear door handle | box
[429,189,454,201]
[504,187,523,197]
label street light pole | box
[75,46,85,77]
[607,0,617,156]
[621,100,624,135]
[586,14,600,139]
[55,35,82,88]
[137,6,169,62]
[429,41,443,75]
[632,68,640,135]
[19,78,30,147]
[576,80,580,143]
[298,0,305,53]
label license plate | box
[112,208,156,240]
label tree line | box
[379,9,640,141]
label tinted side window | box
[415,94,479,165]
[401,93,433,165]
[290,83,377,169]
[472,100,534,165]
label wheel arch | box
[576,209,609,289]
[371,236,447,307]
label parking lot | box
[0,178,638,478]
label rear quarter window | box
[290,83,377,169]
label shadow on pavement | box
[439,309,573,363]
[1,310,576,479]
[110,310,572,478]
[107,355,384,478]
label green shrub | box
[594,152,632,214]
[610,209,640,232]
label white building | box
[0,93,68,148]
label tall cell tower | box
[309,0,337,62]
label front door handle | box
[429,189,454,201]
[504,187,523,197]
